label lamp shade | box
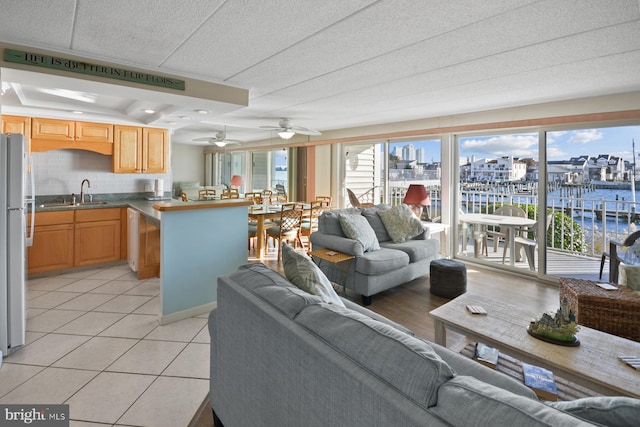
[403,184,430,206]
[230,175,243,186]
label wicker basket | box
[559,278,640,342]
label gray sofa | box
[309,205,441,305]
[208,263,601,427]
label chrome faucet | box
[80,179,91,203]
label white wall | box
[32,149,170,196]
[171,143,205,184]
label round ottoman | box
[430,259,467,299]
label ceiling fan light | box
[214,141,227,147]
[278,130,295,140]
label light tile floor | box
[0,262,210,427]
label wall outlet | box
[144,184,153,192]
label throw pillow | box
[377,204,425,243]
[338,213,380,252]
[361,205,392,242]
[546,396,640,427]
[281,243,345,307]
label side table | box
[423,222,449,257]
[310,248,355,297]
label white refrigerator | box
[0,133,34,358]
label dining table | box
[248,203,312,259]
[459,213,537,267]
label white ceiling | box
[0,0,639,146]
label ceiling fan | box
[193,130,242,147]
[260,118,321,140]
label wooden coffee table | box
[429,293,640,398]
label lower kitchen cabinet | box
[137,214,160,279]
[28,208,123,274]
[28,211,74,274]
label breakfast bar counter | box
[152,198,252,324]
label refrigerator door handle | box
[26,199,35,247]
[26,154,35,247]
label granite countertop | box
[34,197,163,227]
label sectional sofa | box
[208,262,640,426]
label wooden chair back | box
[199,189,216,199]
[221,188,240,199]
[244,192,263,204]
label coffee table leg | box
[434,320,446,346]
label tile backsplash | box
[32,149,172,196]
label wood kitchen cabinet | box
[27,211,75,274]
[2,115,31,137]
[74,208,121,266]
[1,115,31,154]
[31,117,114,154]
[113,125,168,173]
[137,214,160,279]
[27,208,124,274]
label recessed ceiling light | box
[195,109,208,114]
[179,116,191,120]
[165,121,177,125]
[72,110,83,114]
[143,109,155,114]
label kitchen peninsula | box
[30,198,252,325]
[152,198,252,324]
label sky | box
[459,125,640,164]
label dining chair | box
[486,205,527,253]
[244,192,263,204]
[220,188,239,199]
[509,213,553,271]
[266,203,304,262]
[599,229,640,282]
[300,200,325,252]
[262,189,273,204]
[315,195,332,207]
[273,194,288,203]
[198,189,216,200]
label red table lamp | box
[230,175,243,189]
[403,184,430,220]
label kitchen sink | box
[40,202,76,208]
[78,201,109,206]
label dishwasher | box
[127,208,139,272]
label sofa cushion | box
[355,248,409,275]
[377,204,425,243]
[431,376,593,426]
[282,243,345,307]
[546,396,640,427]
[295,303,455,408]
[229,263,323,319]
[338,213,380,252]
[380,239,439,263]
[318,208,361,237]
[361,204,392,242]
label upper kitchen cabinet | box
[31,117,114,154]
[113,125,168,173]
[1,115,31,153]
[2,115,31,136]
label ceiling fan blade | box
[259,125,283,131]
[292,127,321,136]
[193,137,217,142]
